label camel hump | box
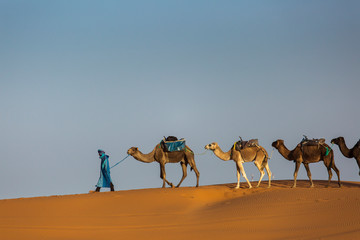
[355,139,360,148]
[235,138,259,151]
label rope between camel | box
[269,148,275,160]
[184,148,209,156]
[110,155,130,169]
[194,150,209,156]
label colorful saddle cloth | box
[161,136,186,152]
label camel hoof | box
[291,185,296,188]
[235,186,240,189]
[310,185,314,188]
[248,186,253,189]
[267,185,271,189]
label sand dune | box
[0,180,359,240]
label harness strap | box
[325,143,334,157]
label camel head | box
[127,147,139,156]
[205,142,219,151]
[331,137,344,145]
[271,139,284,149]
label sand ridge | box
[0,180,359,240]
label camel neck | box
[213,146,232,161]
[277,143,294,161]
[337,139,353,158]
[133,147,156,163]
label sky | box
[1,0,359,199]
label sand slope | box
[0,180,359,240]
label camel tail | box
[260,147,270,169]
[183,154,193,171]
[261,155,268,169]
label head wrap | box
[98,149,105,154]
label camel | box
[272,139,341,188]
[205,142,272,189]
[331,137,360,175]
[127,144,200,188]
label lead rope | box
[194,150,208,156]
[110,155,130,169]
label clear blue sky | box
[1,0,359,199]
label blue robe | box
[96,154,112,188]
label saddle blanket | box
[161,138,186,152]
[234,138,259,151]
[300,136,325,147]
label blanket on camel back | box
[160,136,186,152]
[234,137,259,151]
[299,135,326,148]
[298,136,331,156]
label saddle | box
[164,136,178,141]
[234,137,259,151]
[298,135,326,148]
[160,136,186,152]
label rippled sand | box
[0,180,359,240]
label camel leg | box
[188,158,200,187]
[322,157,333,188]
[254,162,265,188]
[237,162,252,189]
[264,162,272,188]
[303,163,314,188]
[331,163,341,187]
[292,161,301,188]
[355,156,360,176]
[326,154,341,187]
[160,164,173,188]
[176,162,187,188]
[326,166,333,187]
[235,164,241,189]
[160,165,166,188]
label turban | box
[98,149,105,154]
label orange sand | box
[0,180,359,240]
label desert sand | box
[0,180,359,240]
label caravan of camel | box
[126,136,360,189]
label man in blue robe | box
[95,149,115,192]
